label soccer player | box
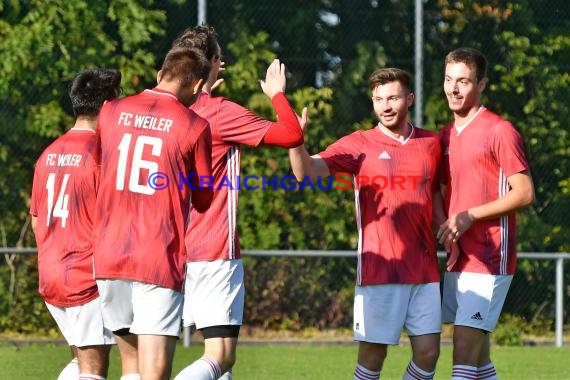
[30,68,121,380]
[289,68,441,380]
[170,25,303,380]
[93,47,213,380]
[437,47,535,380]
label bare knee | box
[413,344,440,370]
[453,327,485,365]
[358,342,387,371]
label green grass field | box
[2,342,569,379]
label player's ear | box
[478,77,488,93]
[156,70,163,84]
[407,91,415,108]
[193,78,204,95]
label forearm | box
[289,144,317,181]
[432,191,447,228]
[262,93,303,148]
[467,189,533,222]
[467,172,534,221]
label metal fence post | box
[555,257,564,347]
[183,325,191,347]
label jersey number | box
[45,173,70,228]
[116,133,163,195]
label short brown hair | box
[172,25,220,61]
[369,68,412,92]
[445,47,488,82]
[160,47,210,88]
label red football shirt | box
[185,92,299,262]
[319,126,441,286]
[440,107,529,275]
[30,129,100,307]
[94,88,212,290]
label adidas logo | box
[378,151,391,159]
[470,312,483,320]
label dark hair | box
[160,47,210,87]
[445,47,488,82]
[172,25,220,61]
[369,68,412,92]
[69,69,121,117]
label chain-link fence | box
[0,1,568,338]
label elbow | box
[282,132,304,149]
[522,188,535,208]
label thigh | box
[76,344,111,376]
[186,259,244,329]
[455,272,513,332]
[131,281,183,337]
[69,297,116,347]
[46,299,115,347]
[45,302,73,345]
[353,284,411,345]
[97,279,134,331]
[138,334,178,380]
[442,271,459,324]
[405,282,442,336]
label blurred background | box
[0,0,568,345]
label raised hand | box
[260,59,286,98]
[296,107,308,132]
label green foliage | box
[1,0,569,335]
[493,313,524,346]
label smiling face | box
[444,61,487,120]
[371,80,414,131]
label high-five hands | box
[260,59,286,98]
[297,107,308,132]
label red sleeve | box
[30,161,41,216]
[492,121,529,177]
[261,92,303,148]
[318,132,363,175]
[438,127,451,186]
[431,135,442,193]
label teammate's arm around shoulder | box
[259,59,304,148]
[191,122,213,213]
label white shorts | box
[182,259,244,329]
[46,297,115,347]
[442,271,513,332]
[96,279,183,337]
[353,282,441,345]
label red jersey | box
[30,129,100,307]
[94,88,212,290]
[320,126,441,286]
[185,92,299,262]
[440,107,529,275]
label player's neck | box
[378,121,413,143]
[454,105,484,127]
[72,117,97,131]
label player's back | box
[94,88,210,290]
[31,129,100,307]
[186,92,273,262]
